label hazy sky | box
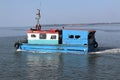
[0,0,120,27]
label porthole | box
[69,35,74,39]
[75,35,80,39]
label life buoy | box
[14,42,20,49]
[94,41,98,48]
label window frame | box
[39,33,46,39]
[50,35,57,39]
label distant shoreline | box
[41,22,120,27]
[0,22,120,28]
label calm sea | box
[0,24,120,80]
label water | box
[0,24,120,80]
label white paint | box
[27,33,59,40]
[47,33,59,40]
[27,33,40,40]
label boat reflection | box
[14,52,101,80]
[15,52,63,80]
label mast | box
[35,0,42,30]
[36,9,40,25]
[35,9,41,30]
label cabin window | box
[39,33,46,39]
[75,35,80,39]
[69,35,74,39]
[31,34,36,38]
[51,35,56,39]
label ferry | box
[14,9,98,54]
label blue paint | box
[20,44,88,54]
[62,30,88,45]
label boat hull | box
[19,43,88,54]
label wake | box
[90,48,120,54]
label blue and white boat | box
[14,10,98,54]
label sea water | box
[0,24,120,80]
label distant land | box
[41,22,120,27]
[1,22,120,28]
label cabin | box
[27,29,59,44]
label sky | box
[0,0,120,27]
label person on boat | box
[36,9,41,30]
[36,24,41,30]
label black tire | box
[94,41,98,48]
[14,42,20,49]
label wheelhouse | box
[27,29,59,44]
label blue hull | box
[19,43,88,54]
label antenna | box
[36,9,40,24]
[40,0,42,10]
[35,0,42,30]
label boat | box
[14,9,98,54]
